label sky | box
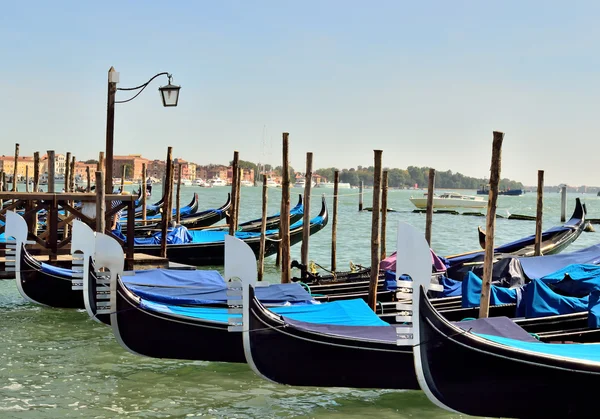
[1,1,599,186]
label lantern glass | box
[159,84,181,107]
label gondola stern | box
[5,211,36,304]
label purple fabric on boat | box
[282,317,401,343]
[380,249,447,273]
[454,317,539,342]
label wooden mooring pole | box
[235,167,242,231]
[479,131,504,319]
[534,170,544,256]
[98,152,104,173]
[70,157,75,192]
[381,170,388,259]
[65,152,71,192]
[95,171,106,233]
[25,166,30,193]
[142,163,147,222]
[12,143,19,192]
[425,168,436,246]
[86,167,91,192]
[367,150,383,311]
[560,185,567,222]
[33,152,40,192]
[229,151,239,236]
[359,181,364,211]
[120,165,126,192]
[280,132,291,283]
[160,147,173,258]
[331,170,339,272]
[176,163,182,224]
[258,174,268,282]
[300,152,313,278]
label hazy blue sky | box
[1,1,598,186]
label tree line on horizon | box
[233,160,523,190]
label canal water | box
[1,186,598,418]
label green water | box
[1,187,598,418]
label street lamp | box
[105,67,181,192]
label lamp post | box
[104,67,181,193]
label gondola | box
[83,233,357,362]
[290,198,586,303]
[414,255,600,418]
[5,212,96,308]
[114,196,329,266]
[476,198,586,255]
[132,193,231,234]
[123,193,199,222]
[236,194,304,233]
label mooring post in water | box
[359,181,364,211]
[0,171,3,208]
[331,170,339,272]
[381,170,388,259]
[235,167,242,231]
[300,152,313,278]
[534,170,544,256]
[70,157,75,192]
[176,163,182,224]
[560,184,567,222]
[425,168,436,246]
[160,147,173,258]
[120,165,126,193]
[258,174,268,281]
[479,131,504,319]
[25,166,30,193]
[105,66,117,194]
[229,151,239,236]
[12,143,19,192]
[98,151,104,173]
[141,163,147,222]
[368,150,383,311]
[33,152,40,192]
[65,152,72,193]
[86,166,91,192]
[95,171,106,234]
[47,151,56,193]
[280,132,291,283]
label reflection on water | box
[1,187,596,417]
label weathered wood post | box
[120,165,126,192]
[258,174,268,282]
[479,131,504,319]
[86,167,91,192]
[95,171,106,234]
[176,163,182,224]
[331,170,339,272]
[280,132,291,283]
[359,181,364,211]
[65,152,71,192]
[12,143,19,192]
[425,168,436,246]
[300,152,313,278]
[534,170,544,256]
[160,147,173,258]
[368,150,383,311]
[381,170,388,259]
[105,66,117,194]
[70,157,75,192]
[141,163,147,222]
[47,151,56,193]
[229,151,239,235]
[33,152,40,192]
[560,184,567,222]
[235,167,242,230]
[98,151,105,173]
[0,172,4,209]
[25,166,30,193]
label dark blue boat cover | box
[114,213,326,246]
[455,317,539,342]
[41,262,74,277]
[523,279,588,318]
[462,272,520,308]
[519,244,600,279]
[588,291,600,328]
[126,271,314,305]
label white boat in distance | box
[294,178,316,188]
[241,179,254,187]
[409,192,487,209]
[209,177,228,187]
[180,179,193,186]
[316,181,351,189]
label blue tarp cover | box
[41,263,74,277]
[523,279,588,319]
[462,272,519,308]
[140,297,389,326]
[127,280,314,305]
[441,275,462,297]
[539,264,600,296]
[520,244,600,279]
[474,333,600,362]
[588,291,600,328]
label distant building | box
[0,156,43,179]
[173,158,197,181]
[113,154,149,180]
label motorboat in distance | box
[409,192,486,209]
